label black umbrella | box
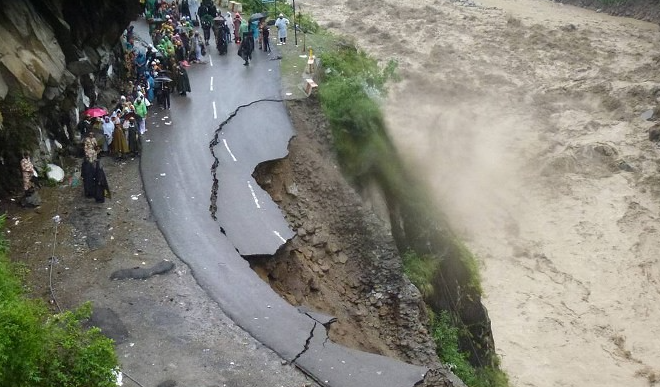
[248,12,267,22]
[154,76,173,83]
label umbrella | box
[154,76,173,83]
[213,15,226,22]
[84,107,108,118]
[249,12,267,22]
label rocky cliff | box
[0,0,140,193]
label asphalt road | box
[136,18,427,387]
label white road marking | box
[212,101,217,119]
[210,76,214,91]
[222,139,237,161]
[247,181,261,208]
[273,230,287,243]
[209,55,213,67]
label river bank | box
[302,0,660,385]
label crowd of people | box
[19,0,291,205]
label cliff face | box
[0,0,140,192]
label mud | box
[0,157,314,387]
[301,0,660,385]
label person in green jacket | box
[134,93,148,135]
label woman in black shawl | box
[94,160,111,203]
[127,118,141,157]
[176,63,191,96]
[81,159,96,198]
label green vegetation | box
[316,41,398,180]
[0,94,39,193]
[304,31,507,387]
[240,0,318,32]
[0,214,119,387]
[402,250,437,298]
[431,311,509,387]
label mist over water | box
[304,0,660,384]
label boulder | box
[46,164,65,182]
[67,57,96,76]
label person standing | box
[127,117,141,157]
[101,116,114,154]
[20,152,35,195]
[251,19,259,49]
[238,19,252,66]
[93,160,111,203]
[233,13,242,44]
[77,114,92,138]
[275,13,289,45]
[262,22,271,53]
[192,31,202,62]
[176,63,191,95]
[180,0,191,18]
[134,94,148,135]
[146,73,155,102]
[111,114,129,159]
[83,130,99,163]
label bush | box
[0,215,118,387]
[402,250,438,298]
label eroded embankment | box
[250,98,497,386]
[250,98,438,366]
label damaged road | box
[134,20,427,387]
[208,97,294,256]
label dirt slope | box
[301,0,660,386]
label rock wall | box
[0,0,140,193]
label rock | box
[110,260,175,280]
[649,124,660,141]
[309,278,320,291]
[21,191,41,207]
[286,182,299,196]
[0,1,67,100]
[297,227,307,237]
[335,252,349,264]
[640,109,654,121]
[67,57,96,76]
[311,234,326,247]
[85,307,129,344]
[46,163,65,182]
[304,222,316,234]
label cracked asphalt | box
[134,15,427,387]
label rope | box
[49,205,63,313]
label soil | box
[300,0,660,386]
[252,98,438,366]
[0,97,442,386]
[0,156,315,387]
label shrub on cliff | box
[0,214,118,387]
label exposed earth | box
[0,90,440,386]
[4,0,660,387]
[300,0,660,386]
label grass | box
[0,214,119,386]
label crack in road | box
[208,98,284,221]
[302,311,337,347]
[290,321,317,365]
